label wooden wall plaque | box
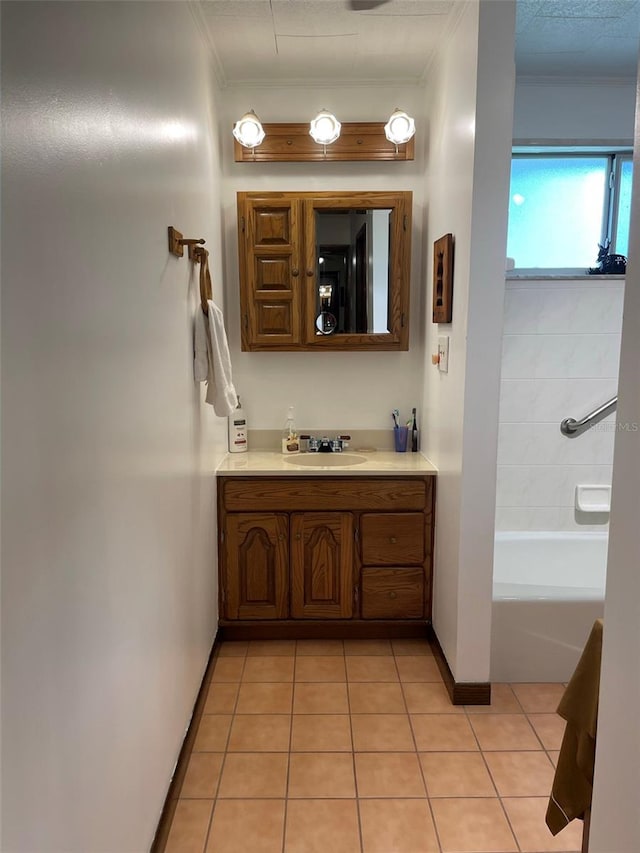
[432,233,454,324]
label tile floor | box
[161,638,582,853]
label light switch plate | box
[437,335,449,373]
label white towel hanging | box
[194,300,237,417]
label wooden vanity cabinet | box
[218,476,434,635]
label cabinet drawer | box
[360,513,424,565]
[222,478,428,512]
[361,569,424,619]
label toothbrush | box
[392,409,400,428]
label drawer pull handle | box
[389,537,397,544]
[388,590,398,599]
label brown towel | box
[546,618,603,835]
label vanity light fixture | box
[309,110,341,146]
[384,108,416,146]
[232,110,266,149]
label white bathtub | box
[491,532,607,683]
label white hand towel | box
[193,300,238,417]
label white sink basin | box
[284,453,369,467]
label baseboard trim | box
[426,625,491,706]
[150,635,221,853]
[218,620,430,641]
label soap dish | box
[575,484,611,513]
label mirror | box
[315,209,391,335]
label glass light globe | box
[384,109,416,145]
[309,110,341,145]
[233,110,265,149]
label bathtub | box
[491,532,607,683]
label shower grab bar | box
[561,396,617,437]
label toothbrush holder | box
[393,426,409,452]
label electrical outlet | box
[437,335,449,373]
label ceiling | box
[195,0,640,86]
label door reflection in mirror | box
[315,209,391,335]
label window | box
[507,151,633,271]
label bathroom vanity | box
[216,453,436,638]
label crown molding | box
[188,1,227,89]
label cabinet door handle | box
[292,269,300,277]
[278,534,285,541]
[295,533,302,540]
[306,270,314,277]
[388,590,398,600]
[389,537,397,544]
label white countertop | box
[216,451,437,476]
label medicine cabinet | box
[237,191,412,351]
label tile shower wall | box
[496,279,624,532]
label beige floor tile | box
[431,798,518,852]
[206,799,285,853]
[402,682,462,713]
[164,799,213,853]
[502,796,584,852]
[203,682,239,715]
[348,682,406,714]
[528,713,567,751]
[346,655,399,682]
[355,752,426,797]
[295,639,344,656]
[242,656,295,682]
[211,657,245,682]
[218,752,288,798]
[293,682,349,714]
[392,638,434,656]
[512,683,566,714]
[351,714,415,751]
[420,752,496,797]
[247,639,297,656]
[484,750,556,797]
[284,799,360,853]
[236,682,293,714]
[469,713,542,751]
[180,753,224,799]
[227,714,292,752]
[217,641,248,658]
[295,655,347,682]
[359,799,439,853]
[548,750,560,767]
[288,752,356,798]
[465,683,523,714]
[395,655,442,682]
[411,715,478,751]
[343,638,392,655]
[291,714,352,751]
[193,715,232,752]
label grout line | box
[345,658,365,853]
[397,647,443,853]
[463,703,523,853]
[281,644,297,853]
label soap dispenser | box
[281,406,300,454]
[228,396,248,453]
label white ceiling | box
[195,0,640,86]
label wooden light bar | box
[233,121,415,163]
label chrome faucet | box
[304,435,351,453]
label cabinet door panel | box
[225,513,289,619]
[240,197,302,348]
[291,513,353,619]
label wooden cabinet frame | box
[237,191,412,352]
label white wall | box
[219,85,427,434]
[514,78,637,143]
[423,0,516,683]
[496,278,623,531]
[589,71,640,853]
[1,3,225,851]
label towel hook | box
[168,226,206,260]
